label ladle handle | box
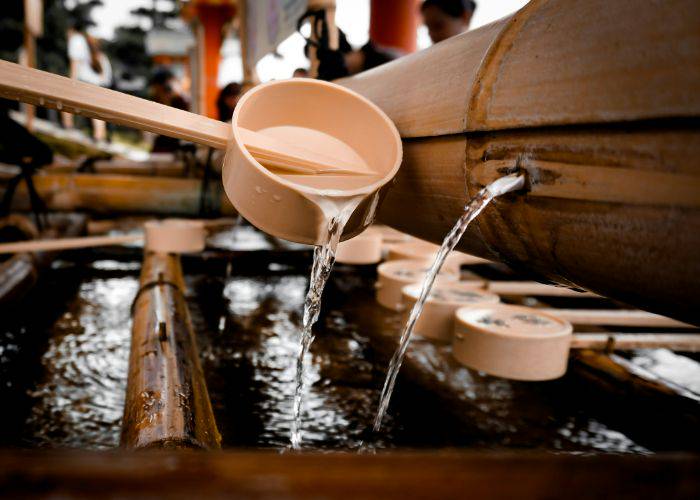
[0,233,143,254]
[571,333,700,352]
[0,60,230,149]
[542,308,694,328]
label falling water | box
[373,173,525,431]
[290,199,362,448]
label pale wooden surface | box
[238,127,371,175]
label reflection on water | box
[2,248,696,453]
[208,224,274,252]
[191,266,661,453]
[24,274,137,449]
[630,349,700,395]
[195,275,387,449]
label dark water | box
[24,269,137,449]
[0,224,698,452]
[0,260,138,449]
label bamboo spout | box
[338,0,700,324]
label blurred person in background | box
[216,82,243,123]
[342,39,400,75]
[303,23,399,80]
[148,68,190,153]
[66,20,113,142]
[421,0,476,44]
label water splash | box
[373,174,525,431]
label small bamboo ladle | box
[0,233,142,254]
[0,60,373,176]
[0,219,218,254]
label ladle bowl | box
[0,61,401,247]
[225,79,402,245]
[452,304,573,381]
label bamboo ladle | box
[0,219,211,254]
[0,233,142,254]
[0,60,373,176]
[452,304,700,381]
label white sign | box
[245,0,308,65]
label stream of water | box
[373,174,525,431]
[290,200,362,448]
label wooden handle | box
[0,60,371,175]
[0,233,143,254]
[572,333,700,352]
[0,59,230,149]
[488,281,598,297]
[542,308,694,328]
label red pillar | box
[193,4,235,118]
[369,0,420,53]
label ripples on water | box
[23,266,138,449]
[2,249,697,453]
[194,274,388,449]
[190,265,669,454]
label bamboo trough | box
[45,158,186,177]
[0,172,235,216]
[337,0,700,325]
[121,251,221,449]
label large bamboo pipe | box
[338,0,700,324]
[121,252,221,449]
